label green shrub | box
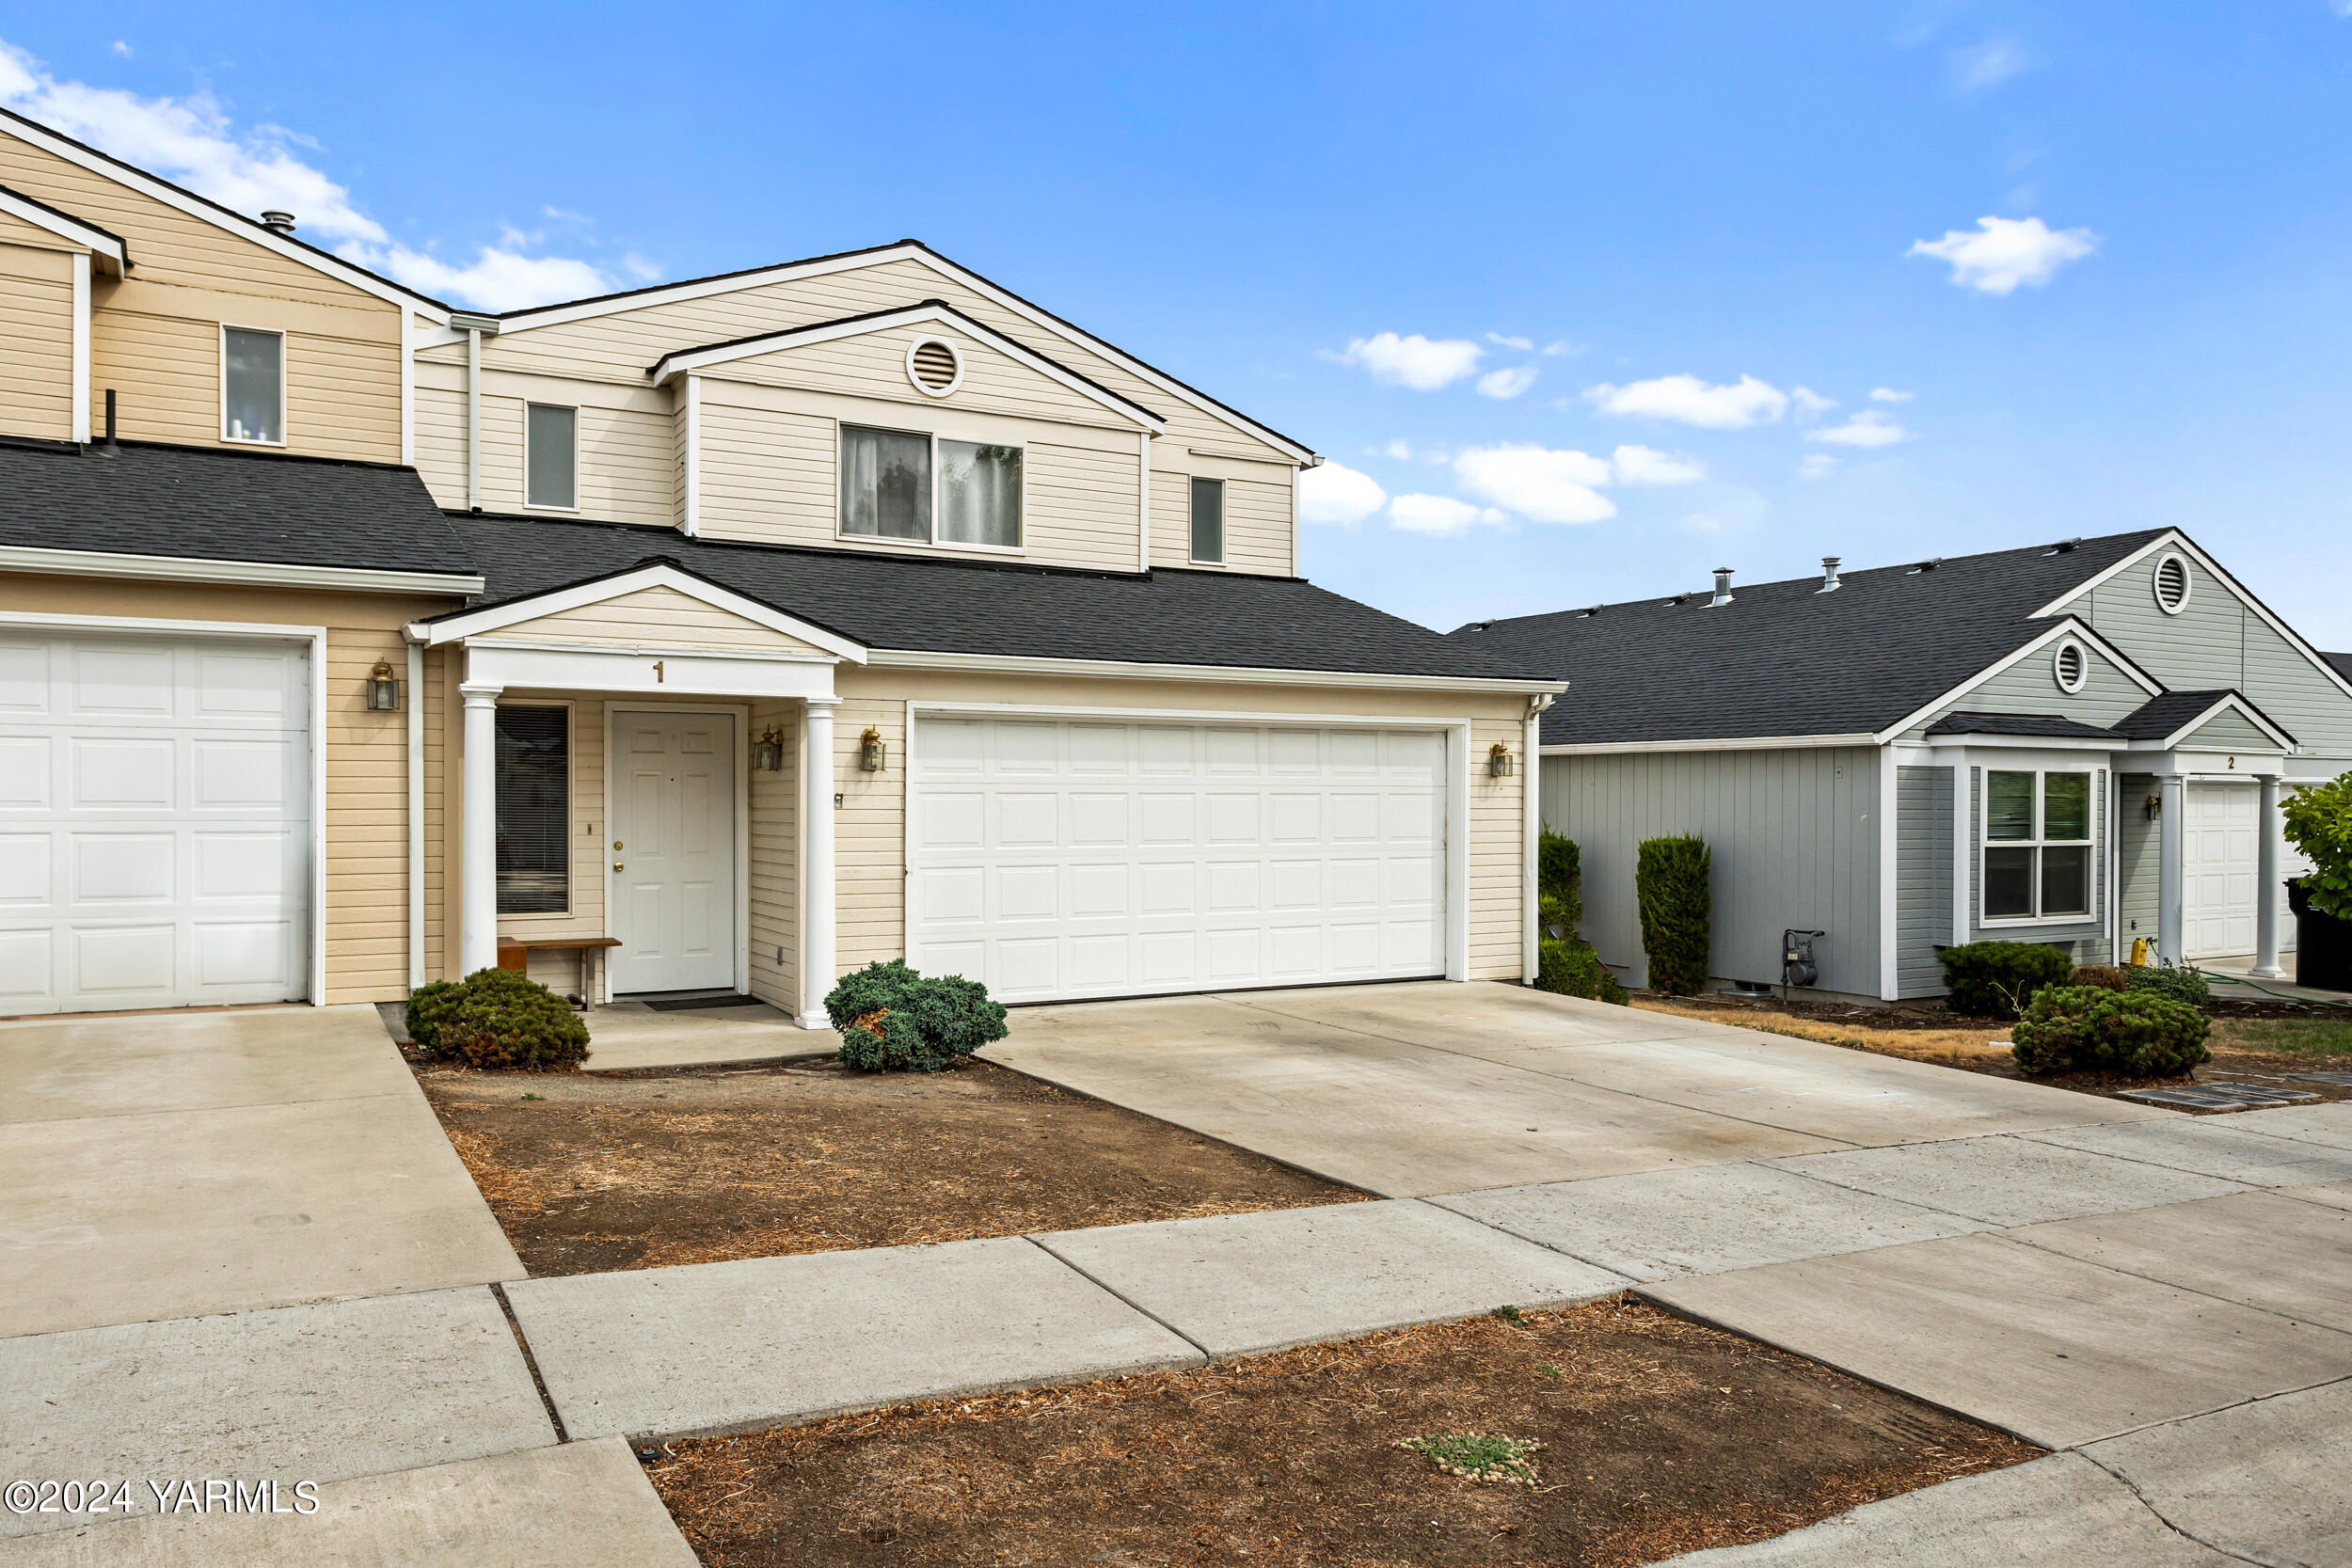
[1537,829,1582,936]
[2123,960,2211,1009]
[824,960,1009,1073]
[2283,770,2352,920]
[2010,986,2213,1078]
[1938,941,2074,1020]
[407,969,590,1070]
[1635,836,1710,995]
[2071,965,2128,993]
[1536,936,1629,1006]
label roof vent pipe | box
[260,211,296,236]
[1708,567,1735,608]
[1819,556,1841,593]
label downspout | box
[450,311,501,510]
[405,630,426,990]
[1522,691,1553,984]
[1136,432,1152,572]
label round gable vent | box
[907,337,962,397]
[2153,552,2191,615]
[2054,640,2087,693]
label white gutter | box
[0,545,483,596]
[1522,691,1552,985]
[1544,732,1878,756]
[866,646,1567,696]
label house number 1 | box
[652,659,665,683]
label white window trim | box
[523,402,581,513]
[219,324,288,447]
[2152,550,2193,616]
[1188,474,1226,566]
[904,336,964,398]
[835,420,1025,556]
[1980,765,2100,927]
[2052,638,2087,693]
[492,698,576,919]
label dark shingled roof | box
[440,511,1555,682]
[0,438,477,578]
[1924,711,2123,740]
[2328,652,2352,684]
[1453,531,2169,745]
[2110,689,2293,746]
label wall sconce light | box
[2144,792,2161,821]
[751,727,786,771]
[859,727,887,772]
[1488,741,1514,778]
[365,659,402,711]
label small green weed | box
[520,1092,544,1101]
[1396,1433,1543,1484]
[1535,1364,1562,1380]
[1490,1305,1523,1323]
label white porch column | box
[2157,772,2186,965]
[459,683,503,975]
[799,697,839,1027]
[2253,773,2285,978]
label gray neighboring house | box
[1454,529,2352,1002]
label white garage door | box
[0,630,311,1014]
[910,717,1449,1004]
[2183,782,2257,960]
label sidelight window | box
[496,705,569,915]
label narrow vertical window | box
[1190,476,1225,563]
[527,404,579,509]
[222,327,283,444]
[496,706,569,914]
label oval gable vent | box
[908,338,961,396]
[2153,553,2191,614]
[2054,641,2086,692]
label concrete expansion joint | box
[490,1281,571,1444]
[2075,1450,2273,1568]
[1019,1233,1214,1361]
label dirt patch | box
[647,1297,2037,1568]
[418,1056,1363,1275]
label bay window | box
[839,423,1021,548]
[1983,768,2093,922]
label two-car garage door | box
[909,716,1450,1004]
[0,629,311,1015]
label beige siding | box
[1151,461,1295,574]
[411,361,677,523]
[482,584,835,655]
[697,396,834,545]
[0,241,75,440]
[748,699,800,1014]
[1469,716,1526,978]
[709,321,1125,429]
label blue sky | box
[6,5,2349,646]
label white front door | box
[0,629,310,1014]
[2183,782,2258,959]
[611,710,736,993]
[910,716,1449,1004]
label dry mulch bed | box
[646,1297,2037,1567]
[417,1056,1362,1275]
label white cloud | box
[1869,387,1915,403]
[1379,439,1414,460]
[1389,494,1504,535]
[1791,386,1838,420]
[1540,340,1578,356]
[1299,462,1387,527]
[1584,373,1788,429]
[1475,366,1538,400]
[1611,445,1706,486]
[1486,332,1534,351]
[2336,1,2352,16]
[109,40,130,56]
[1951,36,2030,91]
[1453,445,1617,525]
[1324,332,1485,390]
[1797,453,1841,481]
[1908,214,2098,294]
[1806,410,1912,449]
[0,39,631,311]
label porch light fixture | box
[1488,741,1514,778]
[751,727,787,771]
[2144,792,2162,821]
[365,659,402,711]
[859,727,887,772]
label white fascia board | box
[411,562,868,662]
[0,544,481,595]
[491,242,1314,462]
[1929,733,2121,752]
[0,185,127,271]
[2126,693,2296,752]
[463,641,839,702]
[2033,530,2352,705]
[1543,733,1878,755]
[869,645,1565,695]
[648,304,1168,434]
[1871,616,2160,744]
[0,115,450,321]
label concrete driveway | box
[988,980,2169,1196]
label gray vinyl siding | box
[1963,763,2115,963]
[1540,746,1881,996]
[1896,766,1953,998]
[1899,636,2149,742]
[2175,709,2274,752]
[2117,772,2159,956]
[2054,549,2352,765]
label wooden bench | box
[498,935,624,1007]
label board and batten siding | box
[1540,746,1881,996]
[1895,766,1953,998]
[1899,636,2150,742]
[0,237,77,441]
[1961,763,2114,962]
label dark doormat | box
[637,993,773,1013]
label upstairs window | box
[526,404,579,510]
[1983,768,2093,923]
[221,326,283,444]
[1189,476,1225,564]
[839,424,1021,549]
[495,705,569,915]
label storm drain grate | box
[2287,1071,2352,1085]
[2119,1083,2323,1112]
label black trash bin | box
[2290,879,2352,992]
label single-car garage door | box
[0,629,311,1014]
[909,716,1449,1004]
[2182,781,2257,960]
